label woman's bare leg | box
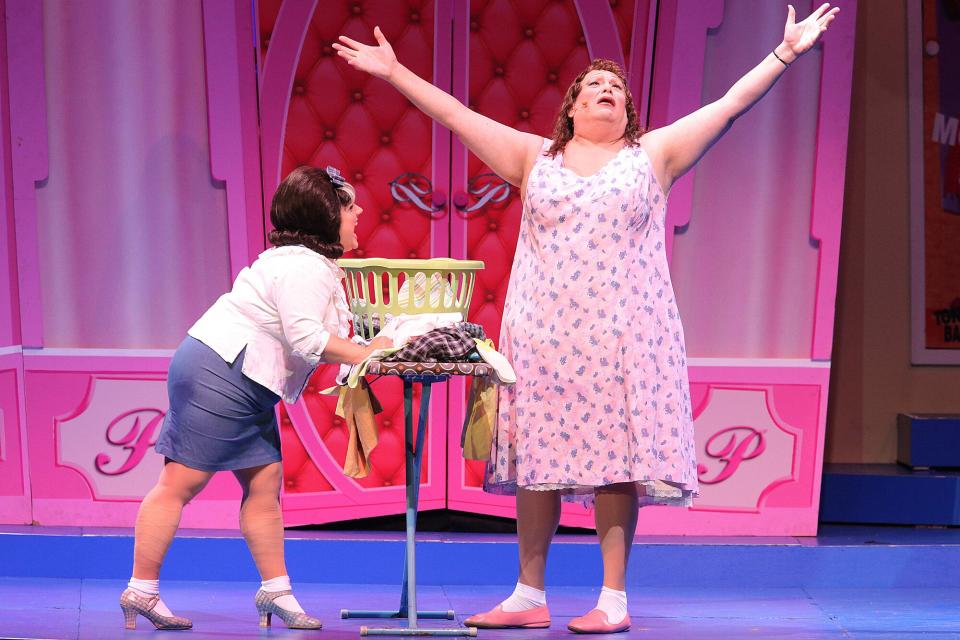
[575,481,639,626]
[234,462,317,619]
[516,487,562,589]
[466,487,561,625]
[132,461,214,579]
[593,482,639,590]
[233,462,286,580]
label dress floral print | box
[485,139,698,507]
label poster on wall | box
[910,0,960,364]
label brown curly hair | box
[546,59,644,158]
[268,166,356,259]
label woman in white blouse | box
[120,166,389,631]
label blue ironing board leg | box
[402,377,427,624]
[342,376,474,637]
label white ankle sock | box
[128,577,174,617]
[499,582,547,613]
[596,586,628,624]
[261,575,304,614]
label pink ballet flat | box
[567,608,631,634]
[464,604,551,629]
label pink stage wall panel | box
[35,0,232,349]
[0,0,18,349]
[0,352,29,523]
[672,0,821,359]
[1,0,265,528]
[451,363,828,535]
[24,355,241,527]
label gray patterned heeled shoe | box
[119,588,192,630]
[255,588,322,629]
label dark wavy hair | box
[268,166,356,259]
[546,59,645,157]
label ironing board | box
[341,360,492,637]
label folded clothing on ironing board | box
[376,312,463,347]
[383,323,487,363]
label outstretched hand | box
[782,3,839,59]
[333,26,397,80]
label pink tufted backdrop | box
[446,0,651,522]
[258,0,452,525]
[259,0,857,534]
[258,0,659,526]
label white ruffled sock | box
[499,581,547,612]
[261,575,304,614]
[127,577,174,617]
[596,586,628,624]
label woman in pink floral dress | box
[336,3,838,633]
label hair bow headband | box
[326,165,346,189]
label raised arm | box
[643,3,839,192]
[334,27,542,187]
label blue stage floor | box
[1,525,959,638]
[2,579,958,639]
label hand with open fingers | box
[332,26,397,80]
[782,3,840,59]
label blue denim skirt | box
[155,336,282,471]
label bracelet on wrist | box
[772,49,791,68]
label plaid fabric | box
[457,322,487,341]
[384,325,479,363]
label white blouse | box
[188,245,353,403]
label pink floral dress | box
[485,139,698,507]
